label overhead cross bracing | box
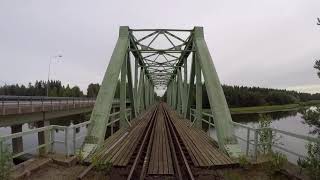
[128,29,193,90]
[82,26,241,159]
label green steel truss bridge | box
[83,26,239,158]
[1,27,319,179]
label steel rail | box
[127,105,159,180]
[138,109,158,180]
[163,104,195,180]
[162,104,183,180]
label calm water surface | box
[209,110,318,164]
[0,116,89,155]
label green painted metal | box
[183,58,188,116]
[126,54,136,118]
[144,75,149,108]
[120,54,128,128]
[177,76,182,113]
[167,82,171,106]
[195,57,202,129]
[84,26,129,147]
[193,27,236,149]
[185,57,195,119]
[172,78,177,109]
[82,26,238,157]
[137,68,145,112]
[177,69,184,114]
[149,81,153,105]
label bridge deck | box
[91,106,156,166]
[90,103,236,179]
[168,106,234,167]
[148,108,173,175]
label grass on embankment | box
[228,100,320,114]
[201,100,320,114]
[229,104,300,114]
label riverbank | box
[229,100,320,114]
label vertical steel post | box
[11,124,23,155]
[184,58,188,89]
[126,52,136,118]
[134,58,138,113]
[171,78,176,109]
[149,81,152,105]
[166,83,170,104]
[72,125,76,155]
[185,56,195,119]
[120,56,128,128]
[177,69,185,115]
[137,68,145,112]
[195,56,202,129]
[254,129,258,161]
[177,76,181,113]
[183,58,188,115]
[50,128,55,153]
[144,75,149,108]
[136,68,141,113]
[167,82,171,106]
[246,128,250,156]
[149,81,153,105]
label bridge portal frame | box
[83,26,239,157]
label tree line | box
[0,80,86,97]
[1,80,320,107]
[164,84,320,108]
[0,80,148,99]
[220,85,320,107]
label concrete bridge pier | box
[11,124,23,154]
[36,119,50,155]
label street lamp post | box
[47,55,62,97]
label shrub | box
[297,142,320,179]
[265,152,287,177]
[257,114,281,155]
[92,157,112,174]
[238,155,250,169]
[0,143,12,180]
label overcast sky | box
[0,0,319,94]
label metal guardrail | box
[0,95,96,101]
[189,108,320,161]
[0,108,132,159]
[0,95,96,115]
[0,96,133,116]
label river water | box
[0,115,89,156]
[208,109,318,164]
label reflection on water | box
[232,111,298,123]
[0,113,90,156]
[208,108,318,164]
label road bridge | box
[0,95,129,157]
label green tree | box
[71,86,83,97]
[87,83,100,97]
[314,60,320,78]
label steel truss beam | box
[83,26,239,158]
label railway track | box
[79,102,234,180]
[126,103,195,180]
